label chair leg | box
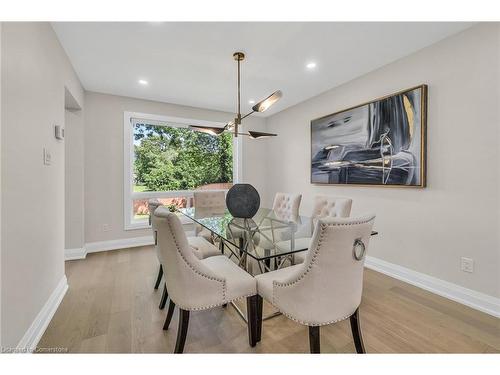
[255,295,263,342]
[309,326,320,353]
[163,300,176,330]
[159,283,168,310]
[350,307,366,354]
[154,264,163,290]
[174,309,190,354]
[246,295,260,347]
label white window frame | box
[123,111,242,230]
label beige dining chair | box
[272,192,302,222]
[276,195,352,264]
[251,192,303,269]
[153,207,260,353]
[193,190,226,242]
[148,199,220,310]
[148,199,164,290]
[255,214,376,353]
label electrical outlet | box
[43,148,52,166]
[102,224,111,232]
[461,257,474,273]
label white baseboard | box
[64,247,87,261]
[16,275,68,352]
[85,235,154,254]
[365,256,500,318]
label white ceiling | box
[52,22,473,117]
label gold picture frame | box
[310,84,427,188]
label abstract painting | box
[311,85,427,187]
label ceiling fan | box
[189,51,281,139]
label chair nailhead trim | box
[271,217,373,326]
[173,292,257,312]
[278,309,357,327]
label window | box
[124,112,241,230]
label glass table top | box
[178,207,313,264]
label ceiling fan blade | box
[189,125,226,136]
[252,90,282,113]
[248,130,277,139]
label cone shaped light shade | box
[189,125,225,136]
[248,131,277,139]
[252,90,282,113]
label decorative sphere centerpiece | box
[226,184,260,218]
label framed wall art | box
[311,85,427,187]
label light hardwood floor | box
[38,245,500,353]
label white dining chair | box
[251,192,303,269]
[148,199,220,310]
[255,192,303,246]
[153,207,260,353]
[276,196,352,264]
[148,199,164,290]
[193,190,226,242]
[272,192,302,222]
[255,214,376,353]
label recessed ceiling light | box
[306,62,317,69]
[138,79,149,85]
[248,100,255,104]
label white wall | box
[84,92,268,244]
[1,23,84,347]
[265,23,500,298]
[65,108,85,250]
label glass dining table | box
[178,206,378,322]
[179,206,316,276]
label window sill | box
[125,212,193,231]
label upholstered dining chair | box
[255,214,376,353]
[148,199,220,310]
[272,192,302,222]
[148,199,164,290]
[193,190,226,242]
[153,207,260,353]
[252,192,303,268]
[276,195,352,264]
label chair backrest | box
[152,207,225,310]
[272,192,302,222]
[272,214,375,326]
[193,191,226,236]
[311,195,352,228]
[148,198,163,225]
[193,190,226,209]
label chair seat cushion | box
[187,236,220,259]
[255,265,302,303]
[197,227,213,242]
[275,237,311,264]
[201,256,256,302]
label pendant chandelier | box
[189,52,281,139]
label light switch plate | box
[461,257,474,273]
[43,148,52,166]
